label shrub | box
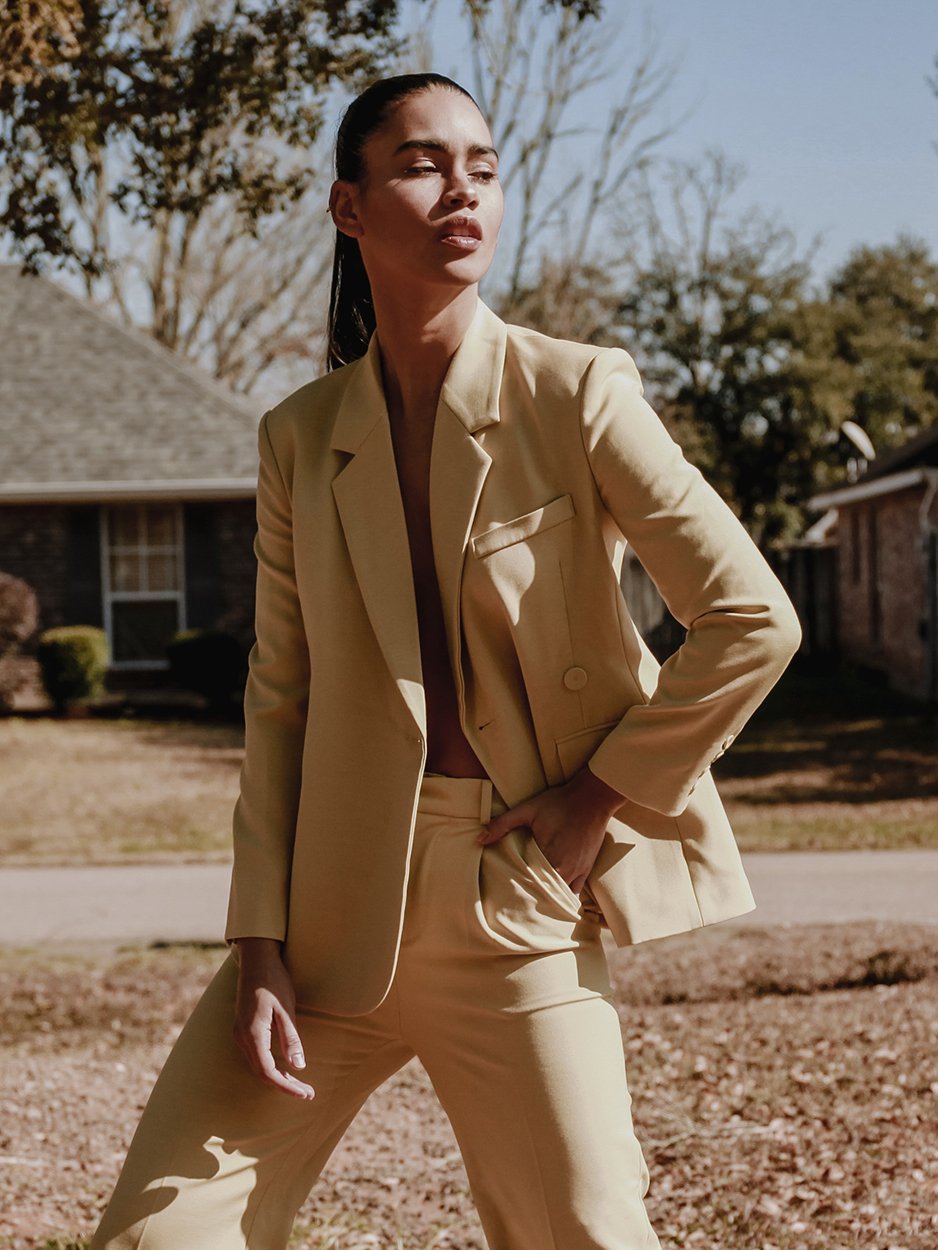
[166,628,247,710]
[36,625,109,713]
[0,571,40,711]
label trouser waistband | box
[418,772,509,823]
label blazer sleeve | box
[579,347,802,818]
[225,409,310,943]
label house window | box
[101,503,186,666]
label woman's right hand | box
[233,937,315,1100]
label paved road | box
[0,850,935,946]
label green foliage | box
[806,235,938,456]
[36,625,109,712]
[604,153,938,545]
[166,627,248,710]
[0,0,403,274]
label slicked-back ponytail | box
[327,73,479,372]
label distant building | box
[805,424,938,703]
[0,265,260,683]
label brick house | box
[0,265,261,685]
[805,424,938,703]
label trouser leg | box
[414,968,658,1250]
[91,953,415,1250]
[398,774,661,1250]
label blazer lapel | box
[430,300,507,709]
[330,339,427,734]
[329,298,508,739]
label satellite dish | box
[841,420,876,460]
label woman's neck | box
[373,285,479,427]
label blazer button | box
[562,666,588,691]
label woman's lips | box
[438,217,482,250]
[439,234,481,250]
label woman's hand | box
[233,937,315,1100]
[477,766,626,895]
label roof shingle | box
[0,264,261,498]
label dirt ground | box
[1,919,936,1250]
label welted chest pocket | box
[471,493,575,558]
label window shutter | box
[64,505,103,626]
[183,502,222,630]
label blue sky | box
[398,0,938,286]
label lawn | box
[715,662,937,851]
[1,919,935,1250]
[0,657,935,863]
[0,716,243,863]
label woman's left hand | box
[478,766,626,895]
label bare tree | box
[137,156,339,397]
[418,0,688,327]
[91,122,338,398]
[608,148,826,544]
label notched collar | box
[329,297,507,454]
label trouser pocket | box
[473,828,602,953]
[521,831,589,913]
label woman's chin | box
[434,254,495,285]
[373,254,495,297]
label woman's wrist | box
[566,762,626,820]
[234,936,284,966]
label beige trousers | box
[91,772,661,1250]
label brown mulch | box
[1,921,936,1250]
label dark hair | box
[326,73,480,372]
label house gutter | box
[807,467,932,511]
[0,478,257,503]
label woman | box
[91,73,801,1250]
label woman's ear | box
[329,180,364,239]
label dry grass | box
[0,717,242,864]
[1,920,936,1250]
[1,654,936,867]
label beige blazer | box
[225,297,802,1016]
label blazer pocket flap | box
[554,718,621,783]
[471,493,575,558]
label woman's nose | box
[442,175,478,208]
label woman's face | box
[332,87,504,298]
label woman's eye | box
[471,169,498,181]
[407,165,438,175]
